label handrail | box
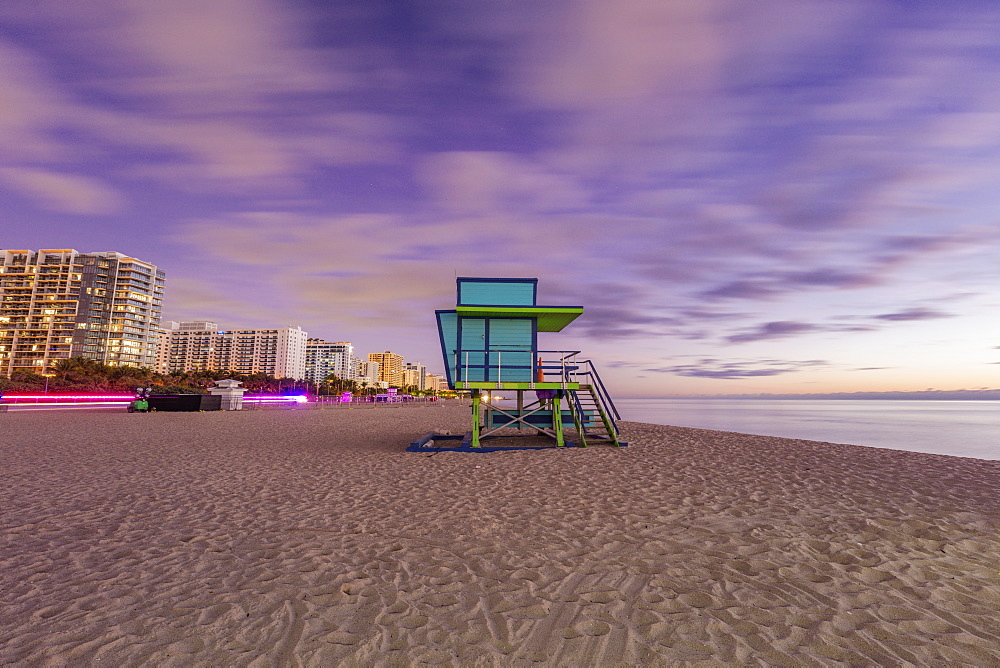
[580,359,621,422]
[449,348,620,425]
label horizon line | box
[617,389,1000,401]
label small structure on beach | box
[208,379,248,411]
[418,277,623,449]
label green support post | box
[471,390,481,448]
[569,391,588,447]
[553,392,565,447]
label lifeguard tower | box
[433,277,623,448]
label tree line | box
[0,356,435,396]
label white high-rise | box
[161,323,308,379]
[304,340,361,383]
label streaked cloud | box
[640,358,829,380]
[873,308,953,322]
[726,321,820,344]
[0,167,124,215]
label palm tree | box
[49,358,76,382]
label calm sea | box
[614,399,1000,460]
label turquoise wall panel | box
[460,318,486,351]
[487,318,533,349]
[435,311,458,387]
[489,351,533,381]
[458,280,535,306]
[458,318,486,382]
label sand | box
[1,402,998,666]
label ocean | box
[614,398,1000,461]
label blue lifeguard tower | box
[433,277,623,448]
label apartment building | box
[155,321,220,374]
[402,361,427,390]
[162,323,308,379]
[0,249,164,374]
[304,340,362,383]
[425,373,448,392]
[367,350,404,387]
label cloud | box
[873,308,953,322]
[418,152,586,214]
[0,2,402,195]
[641,357,828,380]
[695,227,992,304]
[169,211,564,327]
[0,41,77,162]
[521,0,724,110]
[0,167,125,214]
[726,321,820,344]
[701,280,783,301]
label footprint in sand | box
[323,631,358,645]
[422,593,459,607]
[680,592,715,608]
[195,604,232,625]
[399,614,428,629]
[562,619,611,638]
[415,650,453,664]
[580,590,619,604]
[877,605,923,622]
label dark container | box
[146,395,222,412]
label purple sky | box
[2,1,998,396]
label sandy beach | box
[1,402,998,666]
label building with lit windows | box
[367,350,404,387]
[425,373,448,392]
[403,361,427,390]
[304,340,361,384]
[162,323,308,379]
[358,360,383,388]
[0,249,164,374]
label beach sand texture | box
[2,403,999,666]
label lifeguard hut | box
[434,277,623,448]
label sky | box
[1,0,998,397]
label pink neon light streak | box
[3,395,133,400]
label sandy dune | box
[1,403,998,665]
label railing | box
[572,359,622,424]
[450,348,621,426]
[452,344,534,383]
[544,352,621,424]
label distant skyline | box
[2,1,998,397]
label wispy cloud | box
[873,308,953,322]
[639,357,829,380]
[0,167,125,214]
[726,321,820,344]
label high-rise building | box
[0,249,164,374]
[304,340,361,383]
[154,326,172,374]
[403,361,427,390]
[368,350,404,387]
[425,373,448,392]
[162,323,308,379]
[358,360,384,388]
